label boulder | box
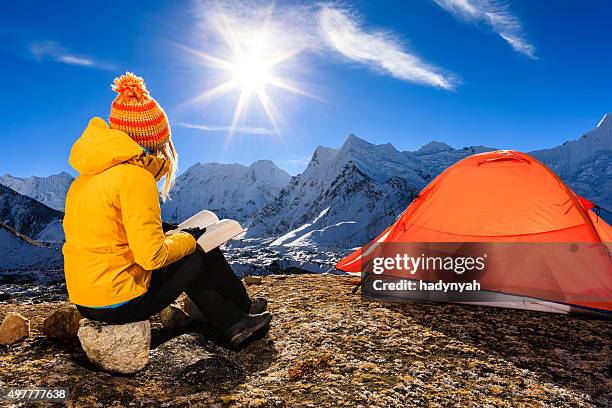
[0,312,30,345]
[77,319,150,374]
[182,296,206,321]
[159,304,192,329]
[42,304,83,338]
[244,276,263,285]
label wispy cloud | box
[192,1,458,90]
[175,122,276,135]
[432,0,536,58]
[30,41,114,69]
[318,6,457,90]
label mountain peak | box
[249,160,291,179]
[309,145,339,169]
[58,171,73,178]
[314,145,338,155]
[342,133,370,148]
[418,141,454,153]
[250,159,276,169]
[338,134,377,160]
[596,113,612,129]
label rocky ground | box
[0,274,610,407]
[0,242,344,304]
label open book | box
[167,210,244,253]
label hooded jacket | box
[62,117,196,307]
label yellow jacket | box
[62,117,196,307]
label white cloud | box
[433,0,536,58]
[175,122,276,135]
[318,6,457,90]
[55,55,94,66]
[30,41,113,69]
[192,1,458,90]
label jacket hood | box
[70,117,168,180]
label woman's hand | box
[181,227,206,240]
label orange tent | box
[336,150,612,316]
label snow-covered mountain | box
[530,113,612,213]
[161,160,291,224]
[0,171,73,211]
[0,184,65,242]
[1,114,608,256]
[412,141,495,178]
[0,223,62,270]
[247,135,494,248]
[247,136,419,247]
[248,115,611,249]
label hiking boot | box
[225,312,272,349]
[249,297,268,314]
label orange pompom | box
[111,72,150,101]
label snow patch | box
[270,207,331,246]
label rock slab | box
[77,319,151,374]
[182,295,206,321]
[42,304,83,338]
[0,312,30,345]
[159,305,192,329]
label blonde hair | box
[152,137,178,202]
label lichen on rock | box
[42,304,82,338]
[0,311,29,345]
[77,318,151,374]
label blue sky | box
[1,0,611,177]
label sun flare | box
[178,10,318,138]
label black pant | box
[77,248,250,332]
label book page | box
[166,210,220,234]
[197,219,244,252]
[178,210,220,229]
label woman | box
[62,72,271,349]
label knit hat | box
[109,72,171,151]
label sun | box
[177,9,319,138]
[230,54,271,92]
